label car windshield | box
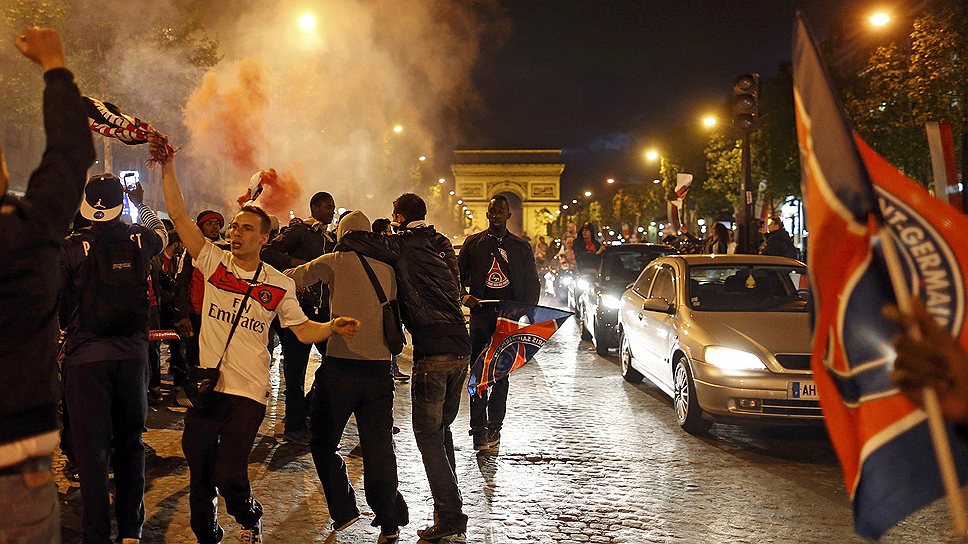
[688,265,809,312]
[603,250,671,284]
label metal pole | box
[739,129,754,253]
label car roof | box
[603,243,675,252]
[657,254,805,266]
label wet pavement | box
[56,300,956,543]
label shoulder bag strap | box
[215,261,264,371]
[355,251,388,305]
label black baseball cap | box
[80,174,124,222]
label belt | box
[420,353,468,362]
[0,455,52,476]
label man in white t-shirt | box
[161,156,360,544]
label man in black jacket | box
[339,193,471,542]
[0,27,95,542]
[261,191,336,443]
[759,215,799,260]
[458,195,540,452]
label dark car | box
[576,243,675,355]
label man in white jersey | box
[160,156,360,544]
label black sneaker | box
[485,429,501,449]
[417,521,466,542]
[472,433,488,451]
[377,526,399,543]
[283,429,310,445]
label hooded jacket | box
[338,221,469,358]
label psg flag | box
[794,16,968,539]
[83,96,175,166]
[467,301,572,396]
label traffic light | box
[732,73,760,131]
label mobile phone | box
[122,172,137,189]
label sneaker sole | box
[332,515,360,531]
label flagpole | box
[877,227,968,537]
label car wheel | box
[594,316,614,356]
[577,303,592,341]
[673,355,711,434]
[620,331,643,383]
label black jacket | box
[261,222,336,311]
[339,226,469,357]
[0,69,95,445]
[760,228,799,260]
[458,230,540,306]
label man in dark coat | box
[759,215,799,260]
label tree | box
[839,3,967,186]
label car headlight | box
[601,294,622,310]
[577,278,590,290]
[703,346,766,370]
[561,276,573,286]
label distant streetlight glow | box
[438,178,446,184]
[449,190,455,196]
[869,11,890,28]
[644,149,660,162]
[702,115,718,128]
[606,178,615,184]
[562,204,569,210]
[572,199,578,204]
[298,13,317,31]
[392,124,404,134]
[584,190,592,197]
[418,155,427,162]
[653,178,661,184]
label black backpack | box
[78,227,150,336]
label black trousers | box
[182,392,266,544]
[309,357,408,529]
[469,309,510,435]
[280,305,327,433]
[64,358,149,543]
[184,312,203,369]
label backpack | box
[78,227,150,336]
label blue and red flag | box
[794,16,968,539]
[468,301,572,396]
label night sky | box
[464,0,874,200]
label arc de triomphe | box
[451,149,565,240]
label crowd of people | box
[2,26,967,544]
[0,28,547,544]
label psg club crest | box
[486,257,510,289]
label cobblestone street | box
[56,304,955,543]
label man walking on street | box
[261,191,337,444]
[160,156,359,544]
[340,193,472,541]
[60,175,168,543]
[0,27,94,543]
[287,210,409,544]
[458,195,540,452]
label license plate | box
[788,381,818,400]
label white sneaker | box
[239,520,263,543]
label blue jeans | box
[411,357,469,523]
[0,470,59,543]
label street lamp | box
[652,178,661,184]
[606,178,615,184]
[584,190,592,197]
[298,13,317,31]
[702,115,718,128]
[644,149,660,163]
[392,124,404,134]
[418,155,427,162]
[869,11,890,28]
[438,178,446,184]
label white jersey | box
[195,242,307,404]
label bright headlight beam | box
[703,346,766,370]
[602,294,621,310]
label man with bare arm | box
[160,156,360,544]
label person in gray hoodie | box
[286,210,408,543]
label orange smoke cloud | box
[238,168,302,218]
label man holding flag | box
[459,195,541,452]
[793,15,968,540]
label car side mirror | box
[642,298,674,314]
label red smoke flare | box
[236,168,301,218]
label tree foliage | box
[840,3,967,185]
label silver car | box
[618,254,820,434]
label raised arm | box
[160,158,205,259]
